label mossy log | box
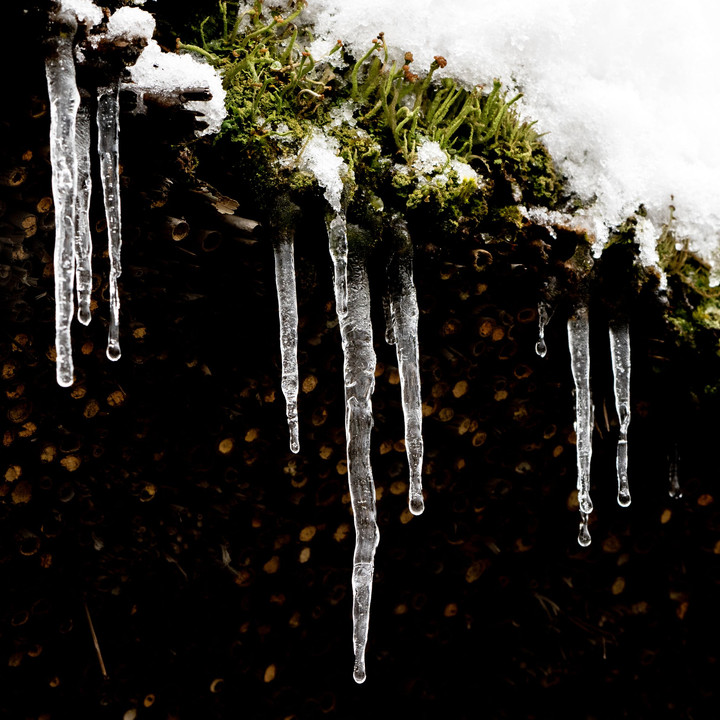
[1,2,720,719]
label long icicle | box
[97,81,123,361]
[46,13,81,387]
[387,216,424,515]
[333,223,379,684]
[567,302,593,546]
[74,101,93,326]
[271,196,301,453]
[609,318,631,507]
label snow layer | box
[129,40,226,136]
[301,0,720,273]
[106,7,156,41]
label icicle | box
[46,18,81,387]
[387,217,424,516]
[668,444,682,499]
[334,226,379,684]
[536,301,549,357]
[327,212,348,316]
[609,319,631,507]
[271,197,301,454]
[74,102,93,326]
[97,82,123,361]
[567,303,593,544]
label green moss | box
[179,0,561,230]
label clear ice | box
[609,319,631,507]
[97,82,123,361]
[46,22,81,387]
[669,444,682,499]
[332,224,379,684]
[536,301,550,357]
[387,218,424,515]
[74,102,93,326]
[273,232,300,453]
[567,303,594,545]
[327,212,348,316]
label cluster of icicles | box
[274,206,424,683]
[43,5,657,689]
[538,301,632,546]
[46,7,124,386]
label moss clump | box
[178,0,561,235]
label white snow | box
[298,129,347,214]
[53,0,103,26]
[128,40,227,136]
[106,7,156,41]
[297,0,720,276]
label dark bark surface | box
[2,4,720,719]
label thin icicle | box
[271,197,301,454]
[567,303,593,545]
[387,217,424,516]
[669,444,682,499]
[536,301,550,357]
[46,18,81,387]
[74,102,93,326]
[334,225,379,684]
[609,319,631,507]
[97,82,123,361]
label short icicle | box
[333,225,379,684]
[97,81,123,361]
[536,301,550,357]
[609,319,631,507]
[387,216,424,515]
[46,12,81,387]
[668,444,682,499]
[567,302,593,546]
[271,196,301,453]
[74,101,93,326]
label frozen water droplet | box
[409,492,425,516]
[578,514,591,547]
[107,342,121,362]
[617,483,631,507]
[536,301,550,357]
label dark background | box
[1,3,719,718]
